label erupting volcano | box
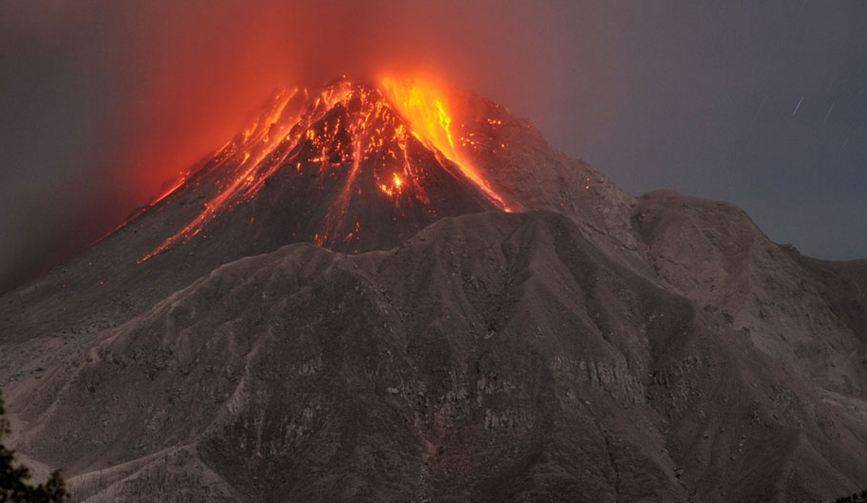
[3,74,867,503]
[127,77,517,263]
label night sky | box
[1,1,865,293]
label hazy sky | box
[1,0,865,292]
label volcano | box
[136,77,511,264]
[1,77,866,502]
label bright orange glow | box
[379,173,406,198]
[150,175,186,207]
[380,77,512,210]
[55,1,614,275]
[136,76,516,262]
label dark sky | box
[1,0,866,292]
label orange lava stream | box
[138,88,302,262]
[379,77,512,211]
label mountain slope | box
[633,190,867,395]
[8,211,865,502]
[631,190,867,500]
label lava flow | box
[135,76,514,262]
[380,77,512,211]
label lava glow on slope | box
[379,77,511,211]
[136,76,513,262]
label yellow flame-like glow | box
[379,77,511,210]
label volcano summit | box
[1,77,866,502]
[136,77,513,264]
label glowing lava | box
[135,76,514,262]
[138,87,304,262]
[379,77,512,211]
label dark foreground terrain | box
[1,79,865,502]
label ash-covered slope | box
[634,190,867,395]
[1,78,866,502]
[10,211,867,502]
[630,191,867,500]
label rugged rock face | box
[630,191,867,501]
[0,79,865,502]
